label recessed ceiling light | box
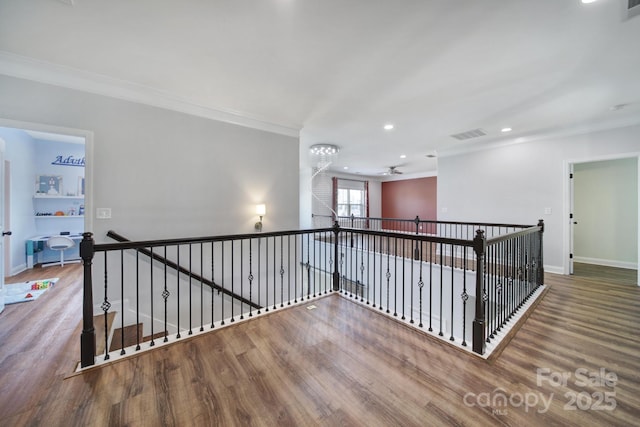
[581,0,598,3]
[343,166,349,170]
[400,154,407,159]
[383,124,394,131]
[501,127,513,133]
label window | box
[333,178,368,218]
[337,188,364,217]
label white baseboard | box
[10,264,27,277]
[574,257,638,270]
[543,265,564,275]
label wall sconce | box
[255,204,266,232]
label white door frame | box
[563,152,640,286]
[0,118,94,236]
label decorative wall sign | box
[52,155,85,167]
[36,175,63,195]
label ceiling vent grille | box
[624,0,640,20]
[450,128,486,141]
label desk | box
[26,234,83,268]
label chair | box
[44,236,80,267]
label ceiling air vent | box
[623,0,640,20]
[450,128,486,141]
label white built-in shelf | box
[33,195,84,199]
[34,215,84,219]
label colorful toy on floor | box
[31,280,52,290]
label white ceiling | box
[1,0,639,177]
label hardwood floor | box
[0,264,639,426]
[573,262,637,286]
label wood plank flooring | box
[0,264,639,426]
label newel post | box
[332,221,341,291]
[80,232,96,368]
[472,229,486,355]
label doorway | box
[566,155,639,286]
[0,119,93,278]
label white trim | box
[0,118,94,234]
[543,265,564,275]
[564,153,640,282]
[10,263,27,276]
[0,51,301,138]
[574,257,638,270]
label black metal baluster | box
[211,242,215,327]
[372,234,376,308]
[273,237,277,309]
[461,246,468,347]
[287,236,291,304]
[257,238,261,313]
[410,238,415,324]
[385,236,390,313]
[294,235,298,303]
[350,230,354,298]
[450,243,455,342]
[120,249,126,353]
[305,234,310,299]
[150,246,155,346]
[418,241,424,328]
[176,246,181,339]
[163,246,168,342]
[280,235,284,307]
[240,240,245,319]
[248,239,254,317]
[220,242,225,325]
[102,251,110,360]
[439,242,443,336]
[323,232,327,295]
[231,240,235,322]
[393,237,398,317]
[359,232,365,302]
[401,237,405,319]
[188,244,193,335]
[379,235,383,310]
[313,232,317,298]
[200,243,204,331]
[429,241,433,332]
[366,233,371,305]
[135,250,141,350]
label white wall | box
[0,128,37,273]
[0,75,300,242]
[438,124,640,273]
[0,74,300,309]
[574,158,638,268]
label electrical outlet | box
[96,208,112,219]
[544,207,552,215]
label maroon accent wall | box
[382,177,437,230]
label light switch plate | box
[96,208,112,219]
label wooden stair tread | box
[109,324,143,352]
[109,324,168,352]
[94,312,116,356]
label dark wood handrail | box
[106,230,261,310]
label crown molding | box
[0,51,301,138]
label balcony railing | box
[80,219,544,368]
